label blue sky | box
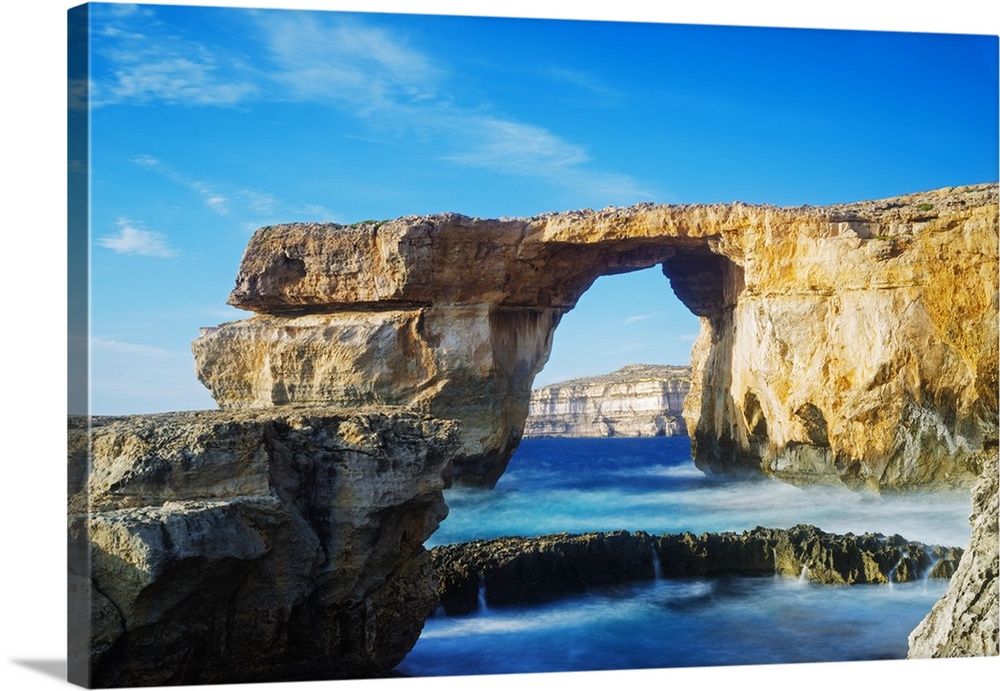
[78,1,998,414]
[0,3,996,691]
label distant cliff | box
[524,364,691,438]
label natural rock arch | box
[193,184,998,491]
[73,184,998,685]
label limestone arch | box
[193,186,997,492]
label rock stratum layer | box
[524,364,691,438]
[908,453,999,658]
[194,184,998,490]
[430,526,963,616]
[68,408,458,687]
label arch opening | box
[532,265,700,390]
[491,245,750,487]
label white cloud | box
[129,155,334,225]
[91,5,257,108]
[238,190,278,216]
[131,157,235,215]
[546,66,622,101]
[100,7,655,206]
[287,203,338,222]
[107,57,255,106]
[253,11,653,200]
[442,116,588,173]
[129,154,161,169]
[203,194,231,215]
[201,306,252,321]
[98,219,178,258]
[258,11,441,109]
[623,312,665,325]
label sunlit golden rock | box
[194,183,998,490]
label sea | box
[396,436,973,677]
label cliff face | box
[524,364,691,438]
[68,408,459,687]
[194,183,998,491]
[908,453,999,658]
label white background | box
[3,1,998,690]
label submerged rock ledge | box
[431,525,963,616]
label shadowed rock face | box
[909,453,999,658]
[68,409,459,687]
[194,184,998,490]
[430,526,964,615]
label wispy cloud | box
[287,203,337,221]
[238,190,278,216]
[98,219,178,258]
[257,12,441,111]
[130,155,232,215]
[193,183,231,215]
[130,154,160,168]
[253,12,653,199]
[442,116,587,173]
[546,66,622,101]
[95,6,656,204]
[129,155,334,226]
[433,110,652,199]
[91,337,188,358]
[623,312,665,325]
[90,5,256,108]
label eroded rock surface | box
[430,526,963,615]
[524,364,690,438]
[908,453,999,658]
[194,184,998,490]
[67,408,459,687]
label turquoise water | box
[428,437,972,548]
[398,437,971,677]
[400,577,950,676]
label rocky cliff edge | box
[68,408,459,686]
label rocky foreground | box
[68,408,459,687]
[909,452,999,657]
[430,525,963,615]
[524,364,691,438]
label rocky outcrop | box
[193,184,998,490]
[430,526,963,615]
[523,364,690,438]
[908,453,999,658]
[67,408,459,687]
